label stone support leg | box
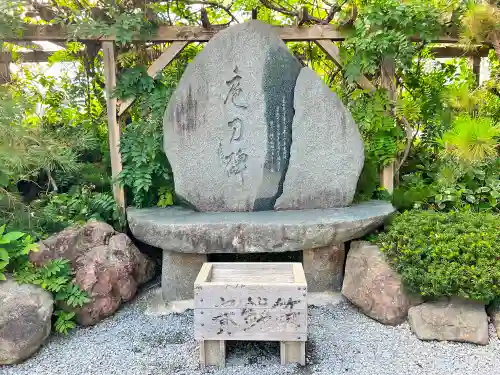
[162,251,207,301]
[302,244,345,292]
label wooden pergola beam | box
[0,51,53,63]
[430,46,490,58]
[1,46,491,65]
[2,24,463,43]
[315,40,375,92]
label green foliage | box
[38,186,123,233]
[343,0,443,80]
[54,310,77,335]
[119,118,173,207]
[0,53,113,236]
[461,2,500,46]
[348,89,400,167]
[400,57,456,146]
[71,9,156,46]
[0,224,37,280]
[15,259,91,335]
[0,1,25,39]
[379,210,500,303]
[441,115,499,163]
[394,158,500,212]
[115,45,198,208]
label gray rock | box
[303,244,346,292]
[164,20,302,212]
[342,241,420,325]
[162,251,207,302]
[408,298,489,345]
[276,68,364,209]
[127,200,395,254]
[0,279,53,364]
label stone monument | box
[164,21,301,212]
[128,20,395,302]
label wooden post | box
[102,41,125,212]
[380,57,396,194]
[0,45,11,84]
[469,55,481,87]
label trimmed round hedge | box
[378,210,500,303]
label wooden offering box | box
[194,262,308,368]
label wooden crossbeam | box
[430,46,490,58]
[117,41,189,116]
[0,51,52,63]
[315,40,375,92]
[3,24,462,43]
[0,46,490,64]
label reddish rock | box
[31,221,155,325]
[342,241,421,325]
[31,221,115,267]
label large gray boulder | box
[276,67,364,210]
[408,298,489,345]
[342,241,420,325]
[31,221,155,326]
[164,20,302,212]
[0,279,53,364]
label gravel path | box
[2,287,499,375]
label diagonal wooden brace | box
[117,41,189,117]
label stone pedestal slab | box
[128,200,395,254]
[128,201,396,301]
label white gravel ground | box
[2,286,500,375]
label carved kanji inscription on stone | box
[219,66,249,184]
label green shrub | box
[0,225,90,334]
[378,210,500,303]
[0,225,37,280]
[37,185,123,234]
[393,158,500,213]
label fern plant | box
[14,260,91,335]
[116,67,178,208]
[38,186,122,233]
